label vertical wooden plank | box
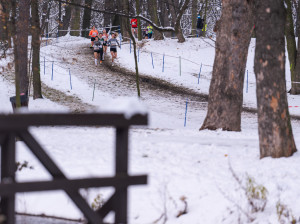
[115,127,129,224]
[0,133,16,224]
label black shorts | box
[110,48,117,52]
[91,37,96,41]
[103,43,107,46]
[94,49,103,53]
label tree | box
[136,0,142,41]
[15,0,30,95]
[70,0,81,36]
[200,0,253,131]
[31,0,43,99]
[291,0,300,94]
[148,0,164,40]
[191,0,198,36]
[81,0,93,37]
[254,0,297,158]
[61,2,72,36]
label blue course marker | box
[151,52,154,69]
[246,70,248,93]
[69,68,72,90]
[51,61,54,80]
[184,99,189,127]
[130,39,131,54]
[198,63,202,84]
[138,48,140,63]
[162,53,165,72]
[44,57,45,75]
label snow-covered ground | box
[0,35,300,224]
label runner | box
[147,24,153,39]
[102,29,109,56]
[93,36,102,66]
[130,18,138,37]
[98,33,105,63]
[108,33,120,66]
[89,26,99,48]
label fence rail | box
[0,112,148,224]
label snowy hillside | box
[0,35,300,224]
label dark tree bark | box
[125,0,141,97]
[148,0,164,40]
[81,0,93,37]
[136,0,142,41]
[285,0,297,94]
[191,0,198,36]
[16,0,30,95]
[167,0,186,43]
[58,1,62,35]
[0,0,8,41]
[31,0,43,99]
[200,0,253,131]
[291,0,300,94]
[61,2,73,36]
[104,0,113,28]
[41,0,52,37]
[70,0,81,36]
[254,0,297,158]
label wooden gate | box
[0,113,148,224]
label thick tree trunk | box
[291,0,300,94]
[58,1,62,36]
[285,0,297,94]
[200,0,253,131]
[104,0,113,28]
[0,0,8,41]
[31,0,42,99]
[167,0,186,43]
[203,0,208,37]
[81,0,93,37]
[148,0,164,40]
[136,0,142,41]
[254,0,297,158]
[191,0,198,36]
[61,2,72,36]
[70,0,81,36]
[16,0,30,95]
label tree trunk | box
[16,0,30,95]
[291,0,300,94]
[136,0,142,41]
[0,0,8,41]
[31,0,42,99]
[254,0,297,158]
[200,0,253,131]
[167,0,186,43]
[285,0,297,94]
[148,0,164,40]
[70,0,81,36]
[203,0,208,37]
[125,0,141,97]
[81,0,93,37]
[104,0,113,28]
[191,0,198,36]
[61,2,73,36]
[58,1,62,36]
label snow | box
[0,35,300,224]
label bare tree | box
[254,0,297,158]
[200,0,253,131]
[31,0,43,99]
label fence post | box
[184,99,188,127]
[51,61,54,81]
[130,39,131,54]
[162,53,165,72]
[246,70,248,93]
[92,82,96,101]
[198,63,202,84]
[69,68,72,90]
[179,56,181,76]
[44,57,45,75]
[151,52,154,69]
[0,134,16,224]
[115,127,129,223]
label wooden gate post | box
[115,127,129,224]
[0,133,16,224]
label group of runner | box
[89,26,120,66]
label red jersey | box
[131,19,138,28]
